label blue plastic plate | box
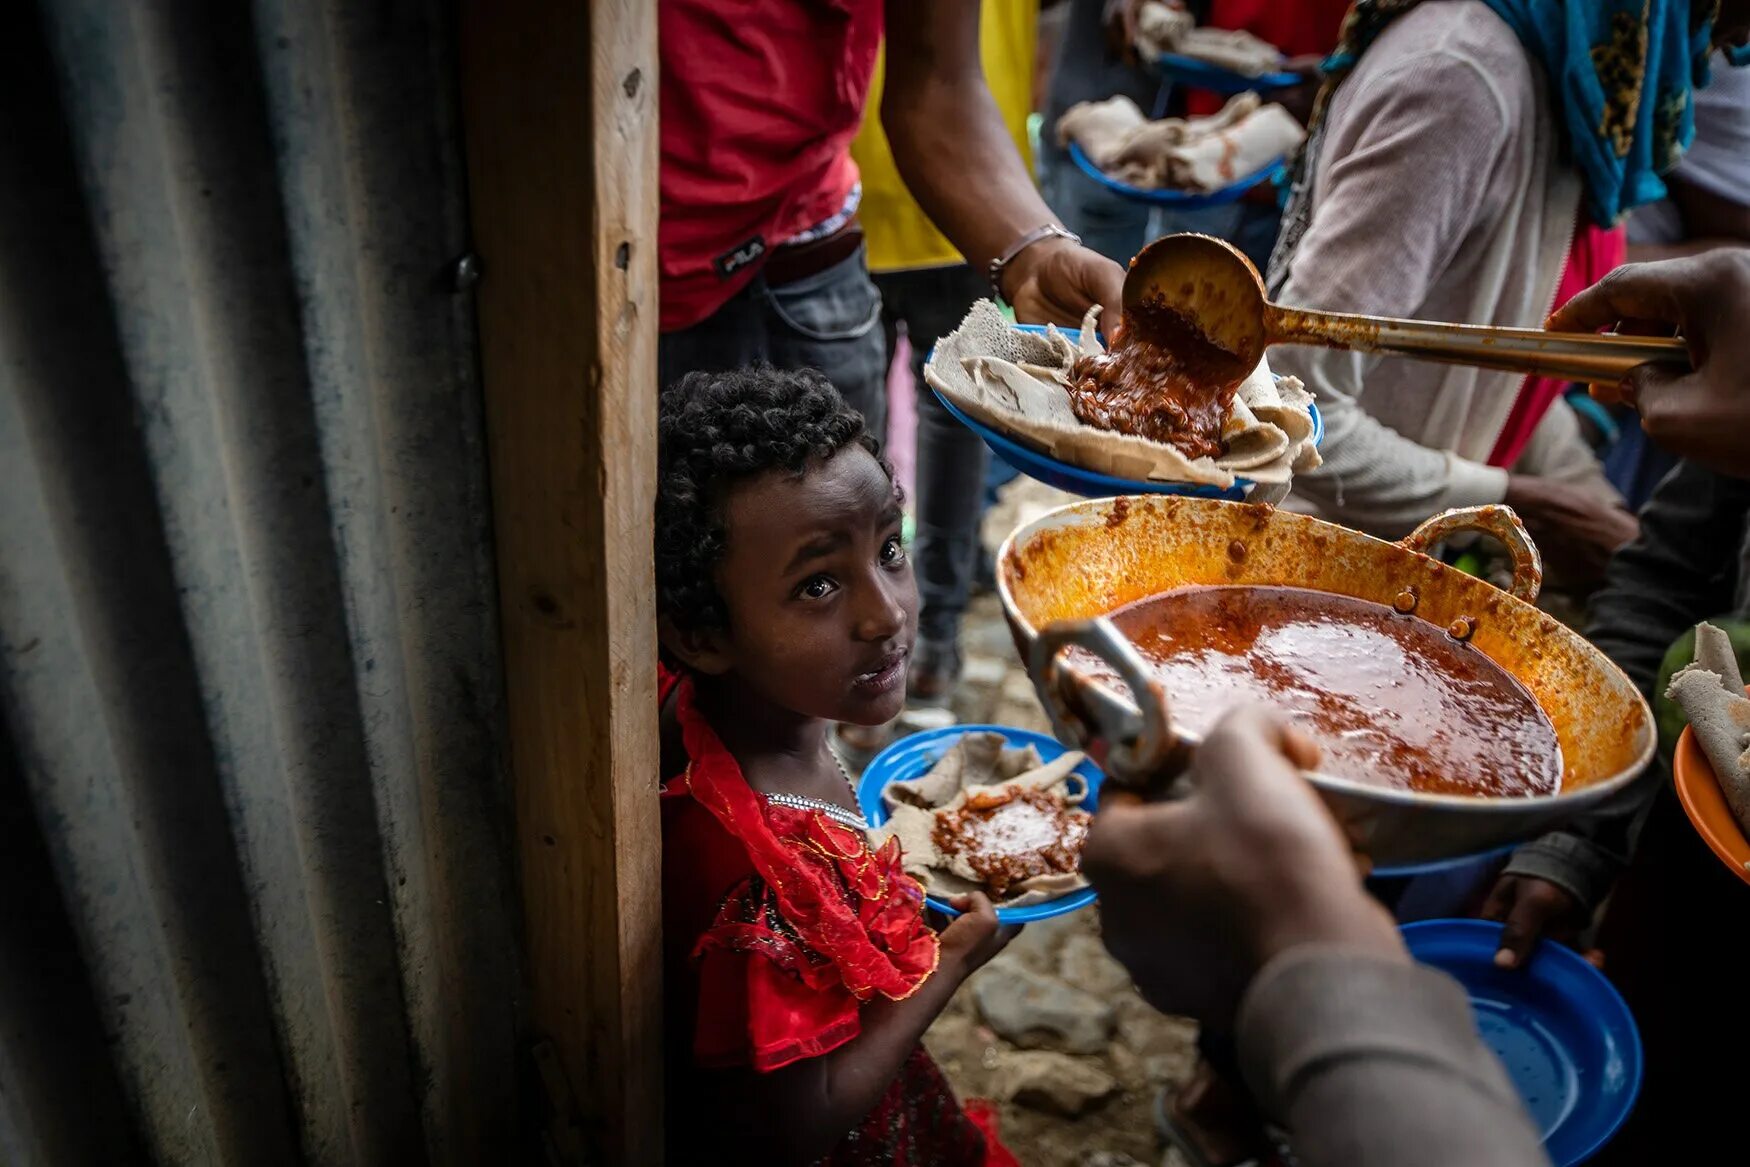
[856,724,1104,924]
[1371,843,1515,880]
[934,323,1323,500]
[1068,141,1286,207]
[1151,51,1301,94]
[1402,920,1643,1166]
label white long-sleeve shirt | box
[1270,1,1615,538]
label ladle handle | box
[1267,305,1690,385]
[1029,617,1187,788]
[1401,505,1544,603]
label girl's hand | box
[940,892,1020,977]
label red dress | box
[661,668,1014,1165]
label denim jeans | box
[1146,199,1284,274]
[1038,139,1153,266]
[875,264,992,646]
[659,243,889,443]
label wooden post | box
[457,0,660,1161]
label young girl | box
[656,366,1018,1165]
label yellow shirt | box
[852,2,1039,274]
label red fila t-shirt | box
[659,0,884,332]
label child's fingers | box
[947,891,996,919]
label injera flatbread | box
[869,736,1090,908]
[1057,93,1304,192]
[923,299,1321,498]
[1666,622,1750,841]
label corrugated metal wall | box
[0,1,522,1163]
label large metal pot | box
[998,495,1655,868]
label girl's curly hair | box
[656,366,887,632]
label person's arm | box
[1238,947,1547,1167]
[1482,250,1750,964]
[1669,178,1750,245]
[882,0,1124,327]
[1484,459,1749,962]
[700,894,1013,1164]
[1502,403,1638,587]
[1268,50,1519,536]
[1082,709,1549,1167]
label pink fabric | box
[1486,220,1627,468]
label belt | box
[762,218,864,288]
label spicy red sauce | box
[932,785,1090,899]
[1065,297,1250,459]
[1085,585,1562,797]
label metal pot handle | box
[1029,617,1185,787]
[1399,504,1544,603]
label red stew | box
[1087,585,1562,797]
[1065,297,1250,459]
[932,785,1090,899]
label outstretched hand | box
[1548,250,1750,478]
[939,892,1019,978]
[1478,874,1596,970]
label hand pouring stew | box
[1086,584,1562,797]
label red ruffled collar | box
[667,669,938,1001]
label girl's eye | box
[798,575,838,600]
[881,535,907,566]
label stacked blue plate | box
[856,724,1105,924]
[1067,141,1286,208]
[1403,920,1643,1165]
[932,323,1322,500]
[1151,51,1301,95]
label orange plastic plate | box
[1673,707,1750,887]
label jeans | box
[1146,199,1284,274]
[1038,139,1152,266]
[875,263,992,646]
[659,243,889,443]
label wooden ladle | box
[1122,233,1692,384]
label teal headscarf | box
[1481,0,1727,224]
[1311,0,1740,226]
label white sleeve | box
[1272,50,1517,536]
[1673,54,1750,205]
[1508,398,1622,504]
[1285,345,1509,537]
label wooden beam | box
[456,0,660,1161]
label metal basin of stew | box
[998,495,1655,867]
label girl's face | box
[679,445,919,727]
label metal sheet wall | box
[0,1,521,1162]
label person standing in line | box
[848,0,1040,713]
[659,0,1125,450]
[1037,0,1162,264]
[1599,51,1750,509]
